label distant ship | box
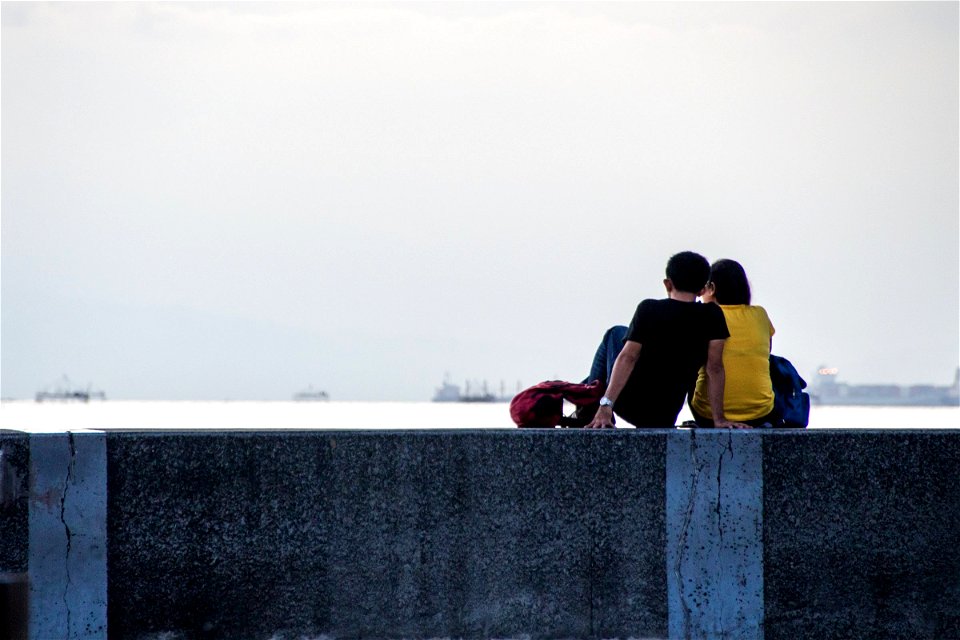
[35,376,106,403]
[432,376,517,403]
[292,386,330,401]
[811,367,959,407]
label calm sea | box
[1,400,958,433]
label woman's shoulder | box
[745,304,771,320]
[722,304,772,322]
[729,303,768,313]
[747,305,774,331]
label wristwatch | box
[599,396,614,408]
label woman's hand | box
[714,419,752,429]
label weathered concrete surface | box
[0,432,30,574]
[29,431,108,639]
[8,428,960,639]
[1,432,30,640]
[667,430,763,640]
[763,431,960,639]
[106,430,668,640]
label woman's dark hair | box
[710,259,751,305]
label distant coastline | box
[810,367,959,407]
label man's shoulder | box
[639,297,666,306]
[636,297,674,310]
[683,301,726,328]
[636,298,720,316]
[701,303,730,338]
[700,301,726,318]
[632,297,665,316]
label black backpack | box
[769,355,810,428]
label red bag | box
[509,380,606,428]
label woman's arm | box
[706,338,749,429]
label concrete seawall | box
[2,429,959,639]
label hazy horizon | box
[3,2,958,401]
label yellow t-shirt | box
[691,305,775,421]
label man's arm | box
[586,340,641,429]
[705,338,749,429]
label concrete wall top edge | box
[89,428,960,438]
[98,428,678,438]
[9,427,960,438]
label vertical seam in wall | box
[60,432,76,635]
[667,430,764,640]
[29,430,108,640]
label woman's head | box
[705,259,751,305]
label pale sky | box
[2,1,958,401]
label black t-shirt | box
[614,298,729,428]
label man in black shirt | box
[586,251,738,428]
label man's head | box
[665,251,711,294]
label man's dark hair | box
[710,259,752,305]
[665,251,711,293]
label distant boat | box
[432,379,462,402]
[293,386,329,401]
[432,376,517,403]
[35,376,106,403]
[810,367,959,407]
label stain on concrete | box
[666,429,764,640]
[29,431,107,640]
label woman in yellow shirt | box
[690,259,777,427]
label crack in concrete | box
[670,431,763,640]
[715,439,724,542]
[674,431,707,640]
[714,431,735,634]
[60,432,77,639]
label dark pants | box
[585,325,628,385]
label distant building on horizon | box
[810,367,959,407]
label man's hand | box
[586,341,639,429]
[714,419,752,429]
[586,405,616,429]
